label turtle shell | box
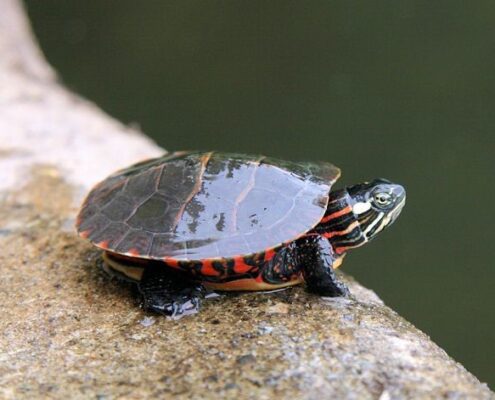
[76,152,340,260]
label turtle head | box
[319,179,405,254]
[347,179,406,243]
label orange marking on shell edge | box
[199,259,221,277]
[97,240,110,249]
[79,230,90,238]
[264,249,276,262]
[163,258,180,268]
[233,256,253,274]
[321,205,352,223]
[322,221,359,239]
[126,248,140,257]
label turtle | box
[76,151,406,318]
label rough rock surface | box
[0,1,493,399]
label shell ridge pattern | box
[123,192,155,224]
[78,152,339,260]
[118,164,165,225]
[85,215,112,243]
[109,229,129,252]
[263,178,308,231]
[232,155,265,232]
[239,232,255,255]
[171,151,214,231]
[112,156,188,255]
[154,164,166,191]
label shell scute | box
[101,195,135,222]
[114,229,154,257]
[127,192,177,233]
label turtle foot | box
[138,267,206,319]
[314,280,351,298]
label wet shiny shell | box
[76,152,340,260]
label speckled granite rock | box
[0,1,493,399]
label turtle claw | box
[299,235,352,298]
[138,267,206,318]
[142,285,204,319]
[317,280,350,298]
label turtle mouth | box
[391,194,406,221]
[384,185,406,228]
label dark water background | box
[25,1,494,387]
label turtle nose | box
[372,178,392,185]
[392,184,406,202]
[390,184,406,221]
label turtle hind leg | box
[138,266,206,319]
[298,235,350,297]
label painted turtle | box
[76,151,405,317]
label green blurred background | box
[25,1,494,387]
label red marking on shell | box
[320,205,352,223]
[126,248,140,257]
[200,260,221,277]
[233,256,253,274]
[79,230,90,239]
[97,240,110,249]
[264,249,276,262]
[163,258,180,268]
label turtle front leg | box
[298,235,350,297]
[138,267,206,319]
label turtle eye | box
[373,192,393,208]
